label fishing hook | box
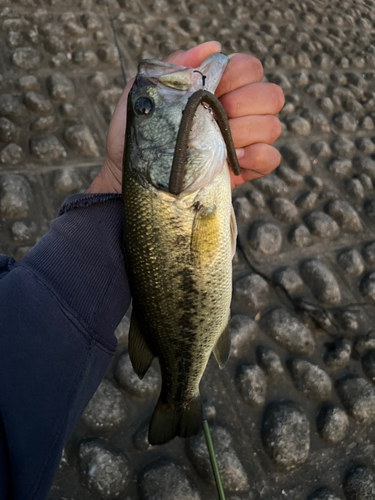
[202,404,226,500]
[169,89,241,195]
[193,70,207,87]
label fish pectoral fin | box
[128,309,154,380]
[191,203,219,265]
[230,204,238,260]
[213,319,231,369]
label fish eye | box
[134,96,154,116]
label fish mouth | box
[168,89,241,196]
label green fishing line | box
[203,419,226,500]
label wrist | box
[85,160,122,194]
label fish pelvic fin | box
[213,317,231,369]
[148,395,202,445]
[128,309,154,380]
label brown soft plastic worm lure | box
[169,89,241,195]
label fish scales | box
[123,167,232,392]
[122,53,236,444]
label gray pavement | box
[1,0,375,498]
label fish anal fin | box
[213,319,231,369]
[148,395,202,445]
[191,203,219,265]
[230,204,238,259]
[128,310,154,380]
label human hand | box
[86,41,284,193]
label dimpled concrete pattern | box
[1,0,375,498]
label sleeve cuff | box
[17,193,131,349]
[58,192,122,215]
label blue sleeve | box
[0,193,131,500]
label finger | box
[229,115,281,148]
[221,82,285,118]
[231,143,280,188]
[240,143,281,176]
[165,41,221,67]
[113,78,133,114]
[215,54,263,98]
[164,50,185,63]
[106,78,134,157]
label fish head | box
[124,53,229,195]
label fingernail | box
[228,53,239,60]
[235,148,245,159]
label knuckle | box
[257,146,280,174]
[269,117,282,141]
[225,95,239,118]
[269,84,285,112]
[253,144,268,164]
[275,148,281,164]
[220,95,232,117]
[270,148,281,170]
[235,97,242,117]
[276,91,285,112]
[250,57,264,81]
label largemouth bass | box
[122,53,240,445]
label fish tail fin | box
[148,395,202,445]
[178,396,202,438]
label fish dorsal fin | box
[230,204,238,259]
[191,203,219,266]
[128,309,154,380]
[213,319,231,369]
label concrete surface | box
[1,0,375,498]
